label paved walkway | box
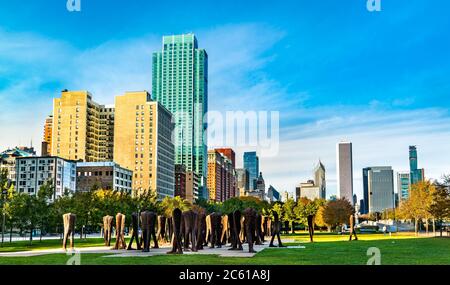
[0,239,302,258]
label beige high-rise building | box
[207,149,235,202]
[51,90,114,162]
[42,115,53,155]
[185,171,199,203]
[114,91,174,198]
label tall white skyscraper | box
[336,142,354,204]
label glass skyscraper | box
[409,146,424,185]
[397,171,411,201]
[243,151,259,190]
[152,34,208,196]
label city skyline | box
[1,1,450,201]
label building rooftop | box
[0,147,36,159]
[76,161,130,170]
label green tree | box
[72,190,94,239]
[430,176,450,237]
[49,188,75,237]
[221,197,242,214]
[294,198,324,230]
[283,198,297,233]
[399,181,435,235]
[270,202,284,219]
[0,168,15,244]
[314,205,328,231]
[8,189,51,245]
[322,198,353,231]
[35,181,54,241]
[133,189,160,213]
[195,198,220,214]
[160,196,190,217]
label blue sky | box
[1,0,450,199]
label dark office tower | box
[359,199,366,214]
[362,167,370,215]
[243,151,259,190]
[363,166,395,214]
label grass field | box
[0,232,449,265]
[0,237,107,253]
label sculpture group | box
[61,207,291,253]
[62,205,361,252]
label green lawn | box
[0,233,449,265]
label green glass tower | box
[152,34,208,197]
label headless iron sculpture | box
[181,210,197,251]
[140,211,158,252]
[307,214,315,242]
[127,212,141,250]
[113,213,126,250]
[243,208,257,253]
[269,211,285,247]
[167,208,183,254]
[195,208,206,250]
[349,214,358,241]
[62,213,76,250]
[229,210,243,250]
[220,214,230,245]
[156,215,167,243]
[255,213,263,245]
[103,215,113,247]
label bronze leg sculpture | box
[229,210,243,250]
[349,214,358,241]
[140,211,151,252]
[113,213,126,250]
[195,209,206,250]
[307,215,315,242]
[244,208,257,253]
[149,212,159,249]
[167,208,183,254]
[255,214,262,245]
[156,215,166,244]
[213,213,222,248]
[182,210,195,251]
[127,212,141,250]
[269,211,286,248]
[62,213,76,250]
[103,215,113,247]
[220,215,229,246]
